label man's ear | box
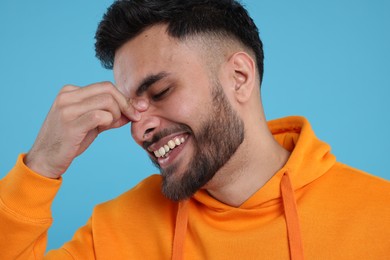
[229,52,256,103]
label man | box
[1,0,389,259]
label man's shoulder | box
[332,162,390,189]
[87,175,177,244]
[100,174,169,206]
[324,162,390,204]
[93,174,176,218]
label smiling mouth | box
[149,136,186,158]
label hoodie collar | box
[193,116,336,209]
[172,116,336,259]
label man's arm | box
[0,155,63,259]
[0,82,147,259]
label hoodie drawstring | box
[172,172,304,260]
[281,172,305,260]
[172,200,189,260]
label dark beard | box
[152,81,245,201]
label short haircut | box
[95,0,264,84]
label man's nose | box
[131,110,161,145]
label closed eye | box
[152,87,171,101]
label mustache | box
[142,123,192,150]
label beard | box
[148,80,245,201]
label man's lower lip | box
[157,138,188,168]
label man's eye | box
[152,87,171,101]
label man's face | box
[114,25,244,201]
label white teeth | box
[174,138,181,145]
[152,137,186,158]
[168,140,175,149]
[159,147,166,157]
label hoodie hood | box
[172,116,337,259]
[193,116,336,209]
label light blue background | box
[1,0,389,251]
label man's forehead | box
[113,29,204,97]
[112,27,173,95]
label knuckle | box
[60,84,78,93]
[89,111,102,121]
[98,93,116,107]
[55,92,70,107]
[89,111,102,122]
[100,81,114,87]
[90,111,113,125]
[99,82,116,93]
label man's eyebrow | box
[135,72,170,96]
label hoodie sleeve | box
[0,154,79,259]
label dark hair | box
[95,0,264,83]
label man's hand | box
[24,82,147,179]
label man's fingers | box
[100,114,130,132]
[25,82,138,179]
[69,82,126,105]
[72,109,131,136]
[62,94,123,123]
[80,82,150,121]
[72,110,114,134]
[59,82,148,122]
[124,98,150,122]
[60,85,80,93]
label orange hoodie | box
[1,116,389,259]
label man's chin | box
[161,167,216,202]
[161,167,191,201]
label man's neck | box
[204,127,290,207]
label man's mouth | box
[148,136,186,158]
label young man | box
[1,0,389,259]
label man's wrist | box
[24,153,60,179]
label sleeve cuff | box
[0,154,62,219]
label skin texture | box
[147,81,245,201]
[114,25,290,206]
[26,24,290,206]
[25,82,148,179]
